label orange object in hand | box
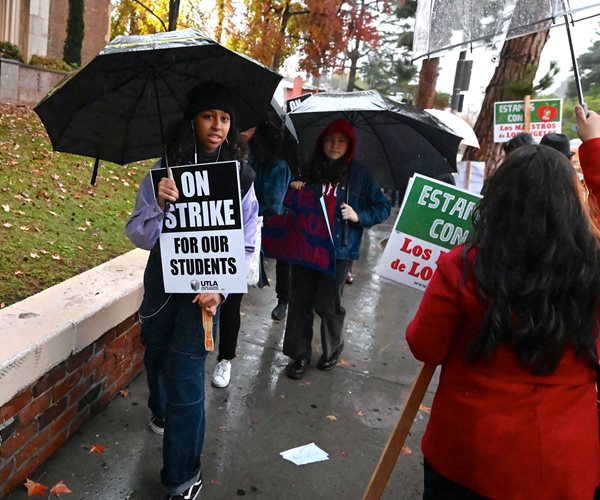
[202,306,214,351]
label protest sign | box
[150,161,247,294]
[493,98,562,142]
[377,174,482,291]
[285,93,312,113]
[262,185,336,276]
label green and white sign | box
[376,174,482,291]
[493,98,562,143]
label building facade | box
[0,0,110,64]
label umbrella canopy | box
[413,0,600,60]
[287,90,462,190]
[425,109,480,148]
[34,28,282,166]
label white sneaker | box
[211,359,232,388]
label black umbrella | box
[288,90,462,191]
[34,28,282,178]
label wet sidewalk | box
[5,213,435,500]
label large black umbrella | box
[288,90,462,190]
[34,28,282,174]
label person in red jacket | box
[406,104,600,500]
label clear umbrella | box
[413,0,600,105]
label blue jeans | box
[140,292,218,496]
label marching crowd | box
[125,80,600,500]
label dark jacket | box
[251,154,291,217]
[333,160,391,261]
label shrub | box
[28,55,72,72]
[63,0,84,67]
[0,41,24,62]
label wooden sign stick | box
[363,363,436,500]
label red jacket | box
[406,138,600,499]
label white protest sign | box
[151,161,247,294]
[377,174,482,291]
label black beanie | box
[185,82,236,122]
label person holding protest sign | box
[125,82,258,500]
[405,105,600,499]
[211,121,291,388]
[283,119,391,379]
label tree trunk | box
[463,30,550,175]
[272,0,292,70]
[415,58,439,108]
[215,0,225,43]
[168,0,181,31]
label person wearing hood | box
[283,119,391,380]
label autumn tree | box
[110,0,209,37]
[228,1,306,70]
[360,0,417,96]
[343,0,389,92]
[462,30,550,173]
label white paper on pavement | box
[280,442,329,465]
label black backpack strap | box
[239,162,256,198]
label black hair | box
[466,144,600,374]
[503,132,534,155]
[249,122,283,167]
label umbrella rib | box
[118,75,155,163]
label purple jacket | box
[125,161,259,267]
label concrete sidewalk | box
[4,213,435,500]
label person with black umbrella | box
[283,119,391,380]
[125,82,258,500]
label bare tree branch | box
[131,0,168,31]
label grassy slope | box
[0,103,153,307]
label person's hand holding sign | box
[341,202,359,223]
[157,167,179,209]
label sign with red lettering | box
[376,174,481,291]
[493,98,562,142]
[262,185,336,276]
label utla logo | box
[537,103,558,122]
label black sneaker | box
[164,478,203,500]
[271,301,288,321]
[149,414,164,435]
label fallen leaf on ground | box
[20,226,31,231]
[301,380,312,385]
[2,204,9,212]
[356,410,365,417]
[50,480,72,496]
[210,479,221,485]
[30,252,39,259]
[88,444,106,454]
[325,415,337,421]
[14,270,24,277]
[401,446,413,456]
[3,222,12,228]
[119,389,130,398]
[341,451,349,457]
[339,359,350,366]
[97,244,104,250]
[24,478,48,496]
[419,404,431,414]
[51,254,61,260]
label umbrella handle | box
[564,15,586,108]
[341,179,350,247]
